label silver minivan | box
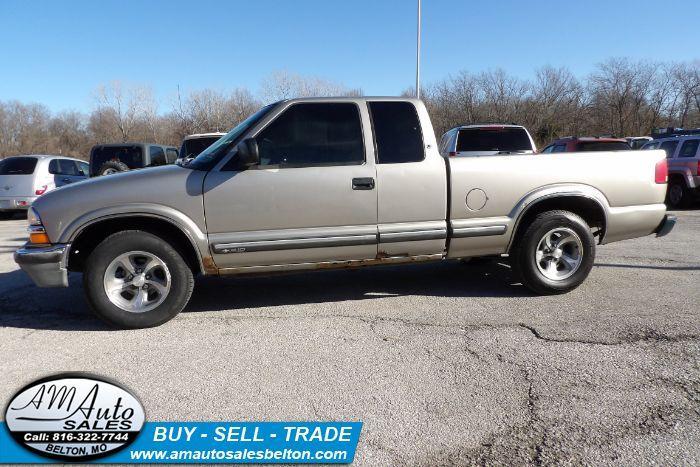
[0,155,89,219]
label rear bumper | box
[654,215,676,238]
[14,243,69,287]
[0,196,37,211]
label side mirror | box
[236,138,260,168]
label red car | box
[540,137,631,153]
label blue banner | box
[1,422,362,464]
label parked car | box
[540,137,631,153]
[625,136,652,149]
[89,143,179,177]
[642,135,700,208]
[178,133,226,163]
[0,155,89,219]
[439,124,536,157]
[15,97,674,328]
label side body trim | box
[452,225,507,238]
[213,234,377,254]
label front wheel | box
[83,230,194,328]
[511,210,595,295]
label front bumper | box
[0,196,37,211]
[654,215,677,238]
[14,243,69,287]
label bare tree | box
[259,70,362,103]
[93,81,156,142]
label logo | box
[4,373,145,461]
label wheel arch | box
[66,213,211,275]
[507,186,609,252]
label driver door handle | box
[352,177,375,190]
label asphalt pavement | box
[0,210,698,465]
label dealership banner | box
[2,374,361,464]
[1,422,363,464]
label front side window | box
[255,103,364,167]
[59,159,79,175]
[660,141,679,158]
[369,101,424,164]
[679,139,699,158]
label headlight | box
[27,207,42,226]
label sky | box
[0,0,698,113]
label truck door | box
[369,101,448,257]
[202,101,378,270]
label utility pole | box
[416,0,422,98]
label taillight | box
[35,185,48,195]
[655,159,668,184]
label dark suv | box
[89,143,179,177]
[540,137,631,153]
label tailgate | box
[0,174,36,197]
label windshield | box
[188,104,277,170]
[0,157,38,175]
[180,137,222,160]
[90,146,143,175]
[576,141,630,152]
[457,127,532,152]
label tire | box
[666,179,689,209]
[511,210,595,295]
[98,160,130,176]
[83,230,194,329]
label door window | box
[49,159,79,175]
[369,101,424,163]
[255,103,364,167]
[678,139,699,158]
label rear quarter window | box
[679,139,700,158]
[0,157,38,175]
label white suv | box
[439,124,537,157]
[0,155,89,219]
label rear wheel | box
[83,230,194,328]
[666,179,689,209]
[511,210,595,295]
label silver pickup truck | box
[15,97,676,328]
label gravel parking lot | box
[0,210,699,466]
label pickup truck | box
[14,97,676,329]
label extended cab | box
[15,98,675,328]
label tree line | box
[0,59,698,161]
